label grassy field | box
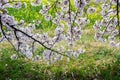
[0,1,120,80]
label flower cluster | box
[31,0,41,6]
[74,0,86,10]
[93,1,120,48]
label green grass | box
[0,45,120,79]
[0,2,120,80]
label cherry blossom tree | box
[0,0,119,64]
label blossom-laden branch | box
[93,0,120,47]
[0,0,120,64]
[0,15,72,59]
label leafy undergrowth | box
[0,42,120,80]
